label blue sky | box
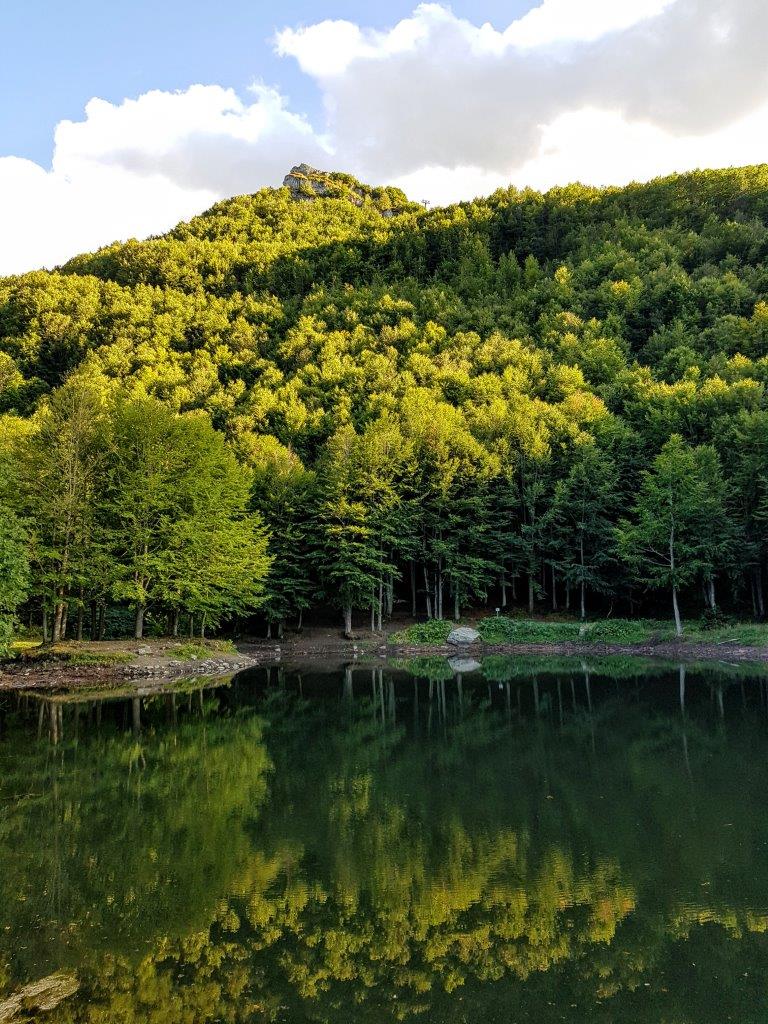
[1,0,766,274]
[1,0,530,166]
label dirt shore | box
[0,639,263,692]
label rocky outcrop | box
[283,165,364,205]
[282,164,411,217]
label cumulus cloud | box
[0,83,328,275]
[3,0,768,274]
[288,0,768,179]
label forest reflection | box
[2,657,768,1023]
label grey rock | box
[447,627,480,646]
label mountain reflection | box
[1,658,768,1023]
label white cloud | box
[505,0,677,48]
[3,0,768,274]
[300,0,768,180]
[0,83,329,275]
[0,156,215,276]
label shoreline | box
[3,631,768,693]
[389,639,768,664]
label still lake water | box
[1,656,768,1022]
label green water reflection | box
[1,658,768,1022]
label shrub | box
[389,620,453,645]
[479,617,582,644]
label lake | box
[1,656,768,1022]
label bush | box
[479,617,582,644]
[579,620,656,644]
[389,620,453,645]
[698,606,729,631]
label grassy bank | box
[389,616,768,648]
[6,638,238,668]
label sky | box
[1,0,767,274]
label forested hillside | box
[3,163,768,641]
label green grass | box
[390,616,768,649]
[172,640,237,660]
[20,644,134,666]
[389,620,454,645]
[61,651,135,666]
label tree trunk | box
[377,578,383,632]
[171,608,180,637]
[42,608,49,644]
[200,613,207,639]
[454,589,460,621]
[297,608,303,631]
[60,603,68,640]
[76,603,84,641]
[501,569,507,608]
[277,619,284,640]
[189,614,195,639]
[134,604,145,640]
[90,600,98,641]
[670,526,682,637]
[551,565,557,611]
[52,599,65,644]
[343,606,353,638]
[672,585,682,638]
[410,561,417,617]
[756,566,765,620]
[423,566,432,619]
[98,603,106,640]
[528,576,534,615]
[579,537,586,621]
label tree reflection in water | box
[1,658,768,1022]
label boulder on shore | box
[447,627,480,646]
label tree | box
[14,375,108,641]
[246,435,316,638]
[549,443,619,620]
[0,504,29,653]
[106,398,270,638]
[617,435,729,635]
[314,420,414,635]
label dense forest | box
[3,162,768,642]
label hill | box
[2,163,768,637]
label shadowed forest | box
[2,165,768,642]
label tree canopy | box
[4,163,768,633]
